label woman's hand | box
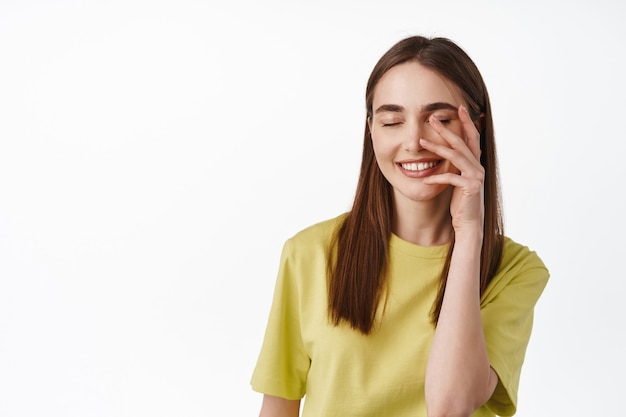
[419,105,485,235]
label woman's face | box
[369,61,469,206]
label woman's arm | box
[258,394,300,417]
[424,231,498,417]
[421,107,498,416]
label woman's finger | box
[428,114,477,167]
[422,171,483,195]
[419,137,482,179]
[458,105,481,159]
[427,106,481,160]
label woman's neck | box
[392,190,454,247]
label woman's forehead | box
[373,61,464,109]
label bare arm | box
[421,107,498,416]
[424,232,498,417]
[258,394,300,417]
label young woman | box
[251,36,549,417]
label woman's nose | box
[403,122,423,152]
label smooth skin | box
[258,62,497,417]
[258,395,300,417]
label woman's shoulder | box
[288,212,348,246]
[501,236,548,273]
[277,213,347,268]
[481,236,550,303]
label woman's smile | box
[397,159,442,177]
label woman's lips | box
[397,159,441,177]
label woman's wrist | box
[454,226,484,245]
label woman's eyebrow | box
[421,102,458,112]
[374,102,458,115]
[374,104,405,114]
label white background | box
[1,0,624,416]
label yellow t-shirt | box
[251,214,549,417]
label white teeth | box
[401,161,439,171]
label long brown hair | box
[328,36,504,334]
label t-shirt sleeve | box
[250,239,310,400]
[480,247,549,416]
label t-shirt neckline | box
[389,233,450,259]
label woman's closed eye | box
[382,121,402,127]
[427,117,454,125]
[428,112,457,125]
